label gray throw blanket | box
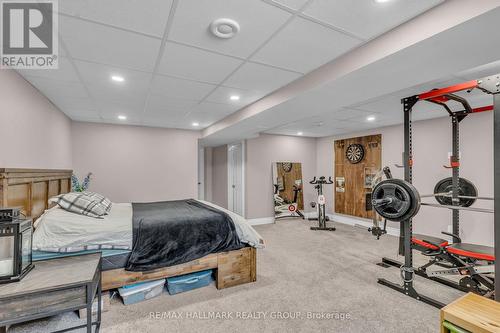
[125,199,243,271]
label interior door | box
[228,142,244,216]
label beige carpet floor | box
[10,219,464,333]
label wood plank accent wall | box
[0,168,72,221]
[334,135,382,219]
[276,162,304,210]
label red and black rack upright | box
[377,75,500,307]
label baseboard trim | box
[327,213,399,237]
[247,213,400,237]
[247,217,275,226]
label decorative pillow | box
[49,192,107,218]
[83,191,112,212]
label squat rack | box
[377,75,500,307]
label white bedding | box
[33,200,264,253]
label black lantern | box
[0,213,34,284]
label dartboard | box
[346,144,365,164]
[282,162,293,172]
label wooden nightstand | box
[441,293,500,333]
[0,253,102,333]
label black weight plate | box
[372,179,420,222]
[433,177,477,207]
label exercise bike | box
[309,176,335,231]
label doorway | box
[227,142,245,216]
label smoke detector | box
[210,18,240,39]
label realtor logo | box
[1,0,58,69]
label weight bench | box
[411,234,449,252]
[446,243,495,262]
[382,233,495,297]
[418,237,495,297]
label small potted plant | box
[71,173,92,192]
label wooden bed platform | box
[0,168,257,290]
[102,247,256,290]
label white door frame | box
[227,141,245,216]
[197,144,205,201]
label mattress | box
[32,249,131,271]
[33,200,264,253]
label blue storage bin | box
[166,270,214,295]
[118,279,165,305]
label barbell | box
[372,178,494,222]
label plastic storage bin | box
[118,279,165,305]
[166,270,214,295]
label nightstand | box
[0,253,102,333]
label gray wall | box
[71,121,200,203]
[317,112,494,246]
[0,69,72,169]
[245,134,317,219]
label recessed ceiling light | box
[192,122,200,127]
[297,131,303,136]
[111,75,125,82]
[230,95,240,101]
[118,115,127,120]
[367,116,376,122]
[374,0,392,3]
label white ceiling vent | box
[210,18,240,39]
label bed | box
[0,168,261,290]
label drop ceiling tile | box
[225,62,301,91]
[63,108,101,120]
[303,0,444,40]
[185,110,228,128]
[252,17,361,73]
[28,77,89,101]
[53,97,96,112]
[157,42,243,84]
[150,75,216,100]
[168,0,292,58]
[145,94,199,117]
[59,0,173,37]
[17,57,80,83]
[271,0,310,10]
[97,99,145,119]
[142,117,185,129]
[60,16,161,72]
[326,108,374,121]
[187,101,238,115]
[205,86,265,106]
[75,60,152,104]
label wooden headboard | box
[0,168,72,221]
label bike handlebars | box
[309,176,333,184]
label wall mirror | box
[272,162,304,220]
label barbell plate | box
[372,179,420,222]
[421,202,494,213]
[433,177,478,207]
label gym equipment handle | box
[372,197,393,207]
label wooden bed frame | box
[0,168,257,291]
